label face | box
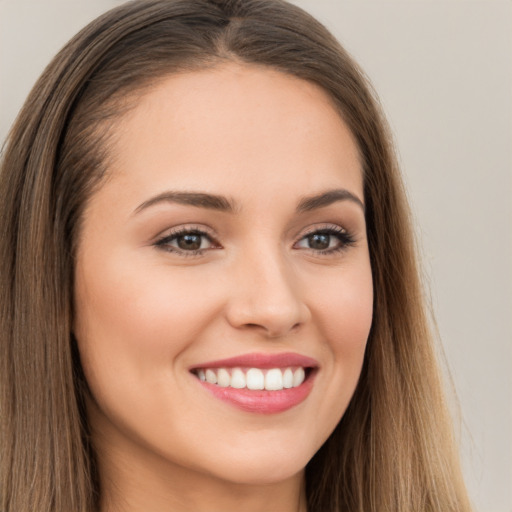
[74,64,373,490]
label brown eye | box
[155,229,216,254]
[294,227,355,254]
[177,233,203,251]
[306,233,331,250]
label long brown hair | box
[0,1,472,511]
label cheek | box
[73,256,227,442]
[290,259,373,451]
[73,251,222,392]
[313,261,373,355]
[309,258,373,413]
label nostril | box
[224,284,311,337]
[242,322,295,338]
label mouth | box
[189,352,318,414]
[192,366,311,391]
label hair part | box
[0,1,472,511]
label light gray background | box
[1,1,510,511]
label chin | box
[205,457,307,486]
[188,434,316,486]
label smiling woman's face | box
[74,63,373,497]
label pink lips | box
[190,352,318,414]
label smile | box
[190,352,318,414]
[194,366,306,391]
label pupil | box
[178,234,201,250]
[308,233,330,250]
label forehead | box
[97,62,363,211]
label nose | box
[225,248,311,338]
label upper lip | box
[189,352,319,370]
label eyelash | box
[295,225,356,255]
[154,225,356,257]
[154,227,218,257]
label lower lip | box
[196,372,316,414]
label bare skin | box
[74,63,373,512]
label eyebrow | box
[133,188,364,215]
[296,189,365,213]
[134,191,237,214]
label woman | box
[0,0,472,511]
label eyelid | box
[151,222,355,257]
[295,223,350,241]
[293,223,356,254]
[153,224,221,255]
[152,222,216,240]
[299,223,347,236]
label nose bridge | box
[226,243,309,337]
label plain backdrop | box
[1,1,510,511]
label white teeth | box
[205,369,217,384]
[283,368,293,388]
[265,368,283,390]
[230,368,246,389]
[217,368,230,387]
[246,368,265,390]
[293,367,305,387]
[197,366,309,390]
